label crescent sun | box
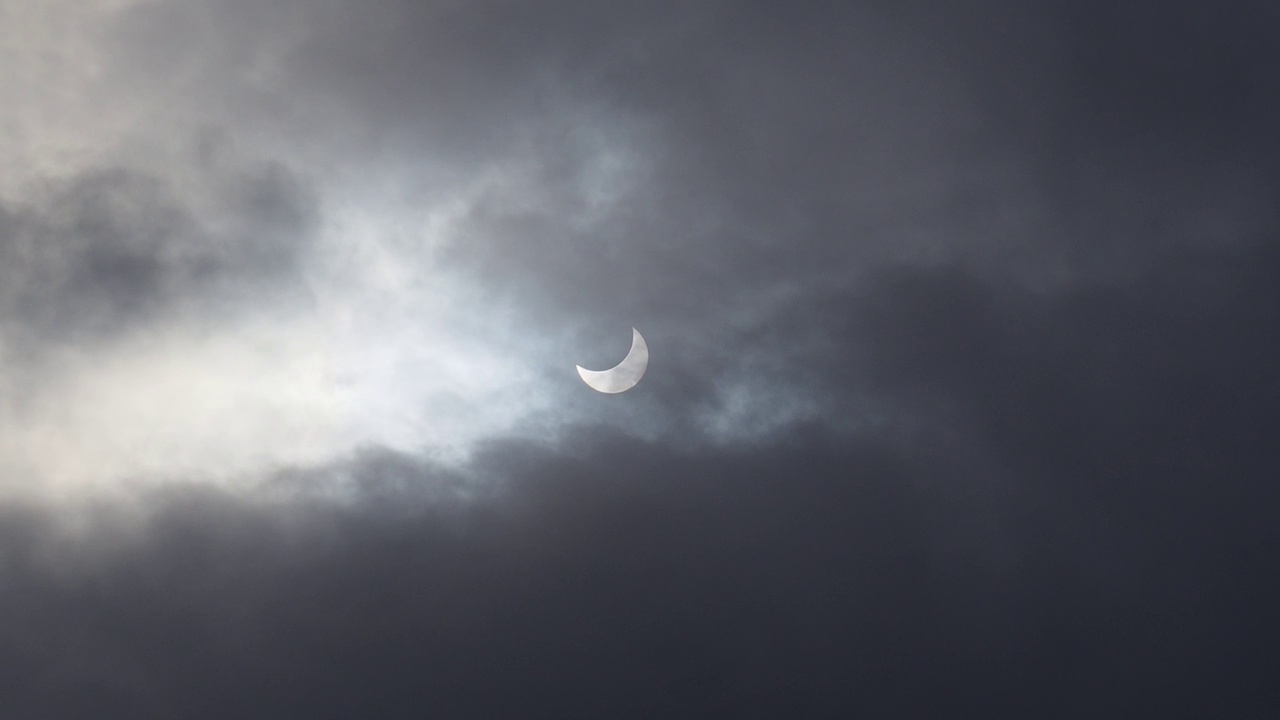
[576,328,649,394]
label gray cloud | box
[1,232,1276,713]
[0,0,1277,714]
[0,143,318,355]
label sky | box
[0,0,1277,716]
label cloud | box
[0,150,318,353]
[18,283,1280,696]
[0,0,1278,714]
[0,132,335,495]
[0,222,1276,714]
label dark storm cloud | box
[109,1,923,312]
[431,2,951,309]
[0,231,1275,715]
[0,140,319,356]
[969,1,1280,164]
[3,0,1279,716]
[929,1,1280,282]
[224,0,1279,433]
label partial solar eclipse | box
[576,328,648,394]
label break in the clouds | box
[0,0,1278,715]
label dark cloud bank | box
[6,243,1278,717]
[3,0,1279,717]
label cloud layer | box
[0,0,1277,715]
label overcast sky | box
[1,0,1277,716]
